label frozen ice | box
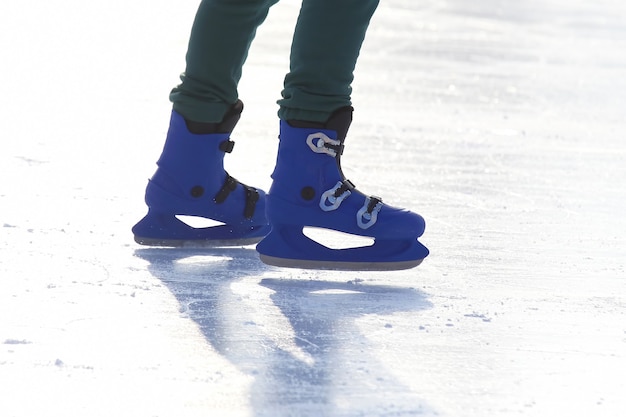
[1,0,625,416]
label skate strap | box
[333,179,355,197]
[325,142,344,157]
[243,186,260,219]
[214,173,260,219]
[320,180,354,211]
[357,196,383,229]
[219,140,235,153]
[320,180,384,228]
[214,174,239,203]
[365,196,383,213]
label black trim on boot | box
[184,100,244,134]
[286,106,353,143]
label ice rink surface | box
[1,0,625,416]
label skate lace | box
[214,174,238,204]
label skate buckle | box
[357,196,383,229]
[320,181,352,211]
[306,132,341,157]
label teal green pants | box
[169,0,379,123]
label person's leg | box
[277,0,379,122]
[133,0,277,246]
[258,0,429,269]
[171,0,279,123]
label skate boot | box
[256,107,429,270]
[132,101,269,246]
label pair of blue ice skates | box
[132,102,429,270]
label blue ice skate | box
[133,101,269,246]
[256,107,429,270]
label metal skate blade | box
[259,254,424,271]
[134,235,263,248]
